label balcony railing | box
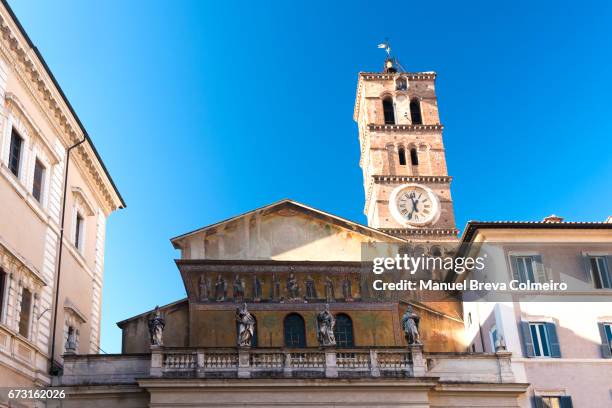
[150,346,421,379]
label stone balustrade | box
[151,346,419,379]
[58,348,516,386]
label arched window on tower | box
[396,77,407,91]
[334,314,355,347]
[410,98,422,125]
[284,313,306,348]
[398,147,406,165]
[382,97,395,125]
[410,148,419,166]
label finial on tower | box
[377,38,402,73]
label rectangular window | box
[590,256,611,289]
[18,288,32,338]
[535,396,573,408]
[74,212,84,250]
[32,159,45,203]
[605,323,612,350]
[515,256,536,283]
[0,269,6,321]
[8,129,23,177]
[529,322,551,357]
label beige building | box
[0,0,124,391]
[460,218,612,407]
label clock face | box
[389,184,440,227]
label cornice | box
[0,5,124,213]
[379,228,459,237]
[367,124,443,132]
[372,175,452,184]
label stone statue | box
[65,327,77,354]
[148,306,165,346]
[215,274,227,301]
[316,304,336,347]
[287,273,299,300]
[198,275,210,302]
[252,274,262,301]
[342,276,352,300]
[271,273,281,300]
[235,303,255,348]
[401,305,421,345]
[305,275,317,299]
[233,274,245,302]
[324,276,335,302]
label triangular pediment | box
[171,199,405,261]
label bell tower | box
[354,56,458,241]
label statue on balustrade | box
[342,276,352,300]
[148,306,165,346]
[198,275,210,302]
[324,276,335,302]
[252,274,262,301]
[236,303,255,348]
[287,273,300,300]
[233,274,245,302]
[215,274,227,301]
[401,305,421,345]
[316,304,336,347]
[305,275,317,299]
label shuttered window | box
[520,321,561,358]
[32,159,45,203]
[598,322,612,358]
[510,255,546,283]
[589,256,611,289]
[18,288,32,338]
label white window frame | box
[73,210,85,253]
[590,256,611,289]
[529,322,551,358]
[515,256,536,283]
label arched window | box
[382,97,395,125]
[284,313,306,348]
[334,314,354,347]
[410,98,422,125]
[398,147,406,165]
[236,315,258,347]
[396,77,407,91]
[410,148,419,166]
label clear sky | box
[9,0,612,353]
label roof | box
[461,220,612,243]
[1,0,125,208]
[170,198,407,247]
[116,298,188,327]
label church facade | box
[53,57,534,407]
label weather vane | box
[377,39,391,57]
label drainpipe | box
[49,137,86,375]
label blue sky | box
[9,1,612,353]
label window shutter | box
[533,255,546,283]
[559,396,573,408]
[532,396,544,408]
[597,323,612,358]
[510,256,520,282]
[546,322,561,358]
[582,255,593,284]
[520,321,535,357]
